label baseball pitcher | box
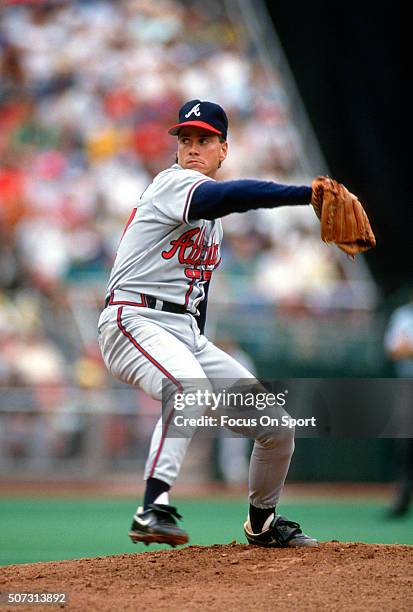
[98,99,375,548]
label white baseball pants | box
[98,304,294,509]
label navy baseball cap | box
[168,99,228,140]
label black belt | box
[104,293,188,315]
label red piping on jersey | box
[116,306,183,478]
[120,207,137,242]
[184,279,194,307]
[182,178,211,224]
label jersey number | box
[184,268,212,281]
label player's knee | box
[256,427,295,456]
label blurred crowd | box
[0,0,374,395]
[0,382,160,469]
[1,0,306,289]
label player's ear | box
[219,140,228,164]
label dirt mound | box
[1,542,412,611]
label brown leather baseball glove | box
[311,176,376,257]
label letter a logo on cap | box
[184,103,201,118]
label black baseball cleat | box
[244,513,319,548]
[129,503,189,547]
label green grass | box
[0,497,411,566]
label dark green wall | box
[263,2,410,295]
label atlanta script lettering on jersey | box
[162,228,220,267]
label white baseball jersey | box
[105,164,223,314]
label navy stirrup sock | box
[249,504,275,533]
[143,477,171,509]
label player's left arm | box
[188,179,312,220]
[191,178,376,257]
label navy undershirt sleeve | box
[189,179,312,220]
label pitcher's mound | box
[2,542,412,611]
